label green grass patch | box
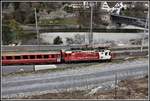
[39,18,78,25]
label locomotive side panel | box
[63,51,100,62]
[63,49,112,62]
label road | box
[2,58,148,98]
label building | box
[68,2,83,8]
[101,2,111,12]
[101,2,127,15]
[111,2,126,14]
[68,2,98,9]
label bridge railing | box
[110,14,148,28]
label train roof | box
[68,47,110,52]
[2,51,60,56]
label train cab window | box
[15,56,21,59]
[105,52,108,55]
[44,55,49,58]
[37,55,42,59]
[23,55,28,59]
[30,55,35,59]
[51,55,54,58]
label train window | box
[105,52,107,55]
[44,55,49,58]
[109,52,111,55]
[15,56,21,59]
[51,55,55,58]
[66,54,71,56]
[2,56,4,60]
[30,55,35,59]
[6,56,13,60]
[23,55,28,59]
[37,55,42,59]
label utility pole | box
[34,8,40,46]
[114,73,118,99]
[141,12,148,52]
[89,2,94,46]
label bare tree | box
[66,37,74,44]
[74,34,85,44]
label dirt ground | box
[22,76,148,99]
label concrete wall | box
[34,65,57,71]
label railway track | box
[2,45,148,52]
[2,58,148,98]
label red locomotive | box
[2,48,112,65]
[61,49,111,62]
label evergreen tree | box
[8,19,24,44]
[2,26,14,45]
[53,36,63,45]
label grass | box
[58,18,78,25]
[39,18,78,25]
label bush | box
[2,26,14,45]
[53,36,63,45]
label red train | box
[2,49,112,65]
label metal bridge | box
[110,14,148,28]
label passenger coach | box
[2,52,61,65]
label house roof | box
[107,2,117,8]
